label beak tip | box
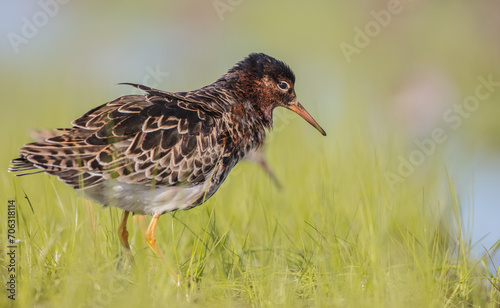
[287,103,327,137]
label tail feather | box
[8,157,40,176]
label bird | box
[9,53,326,255]
[29,129,283,189]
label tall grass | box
[1,85,499,307]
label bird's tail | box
[8,157,43,176]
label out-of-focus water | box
[454,154,500,267]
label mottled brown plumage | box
[10,53,326,255]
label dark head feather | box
[228,53,295,84]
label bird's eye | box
[277,81,289,91]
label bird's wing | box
[119,83,225,117]
[11,92,224,189]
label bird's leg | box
[145,213,163,257]
[118,210,131,251]
[256,152,282,190]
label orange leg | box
[118,211,131,251]
[145,213,163,257]
[117,211,132,251]
[256,152,282,190]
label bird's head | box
[226,53,326,136]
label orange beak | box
[286,102,327,136]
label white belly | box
[80,181,211,215]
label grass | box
[1,86,499,307]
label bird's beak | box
[286,102,327,136]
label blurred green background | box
[1,0,500,306]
